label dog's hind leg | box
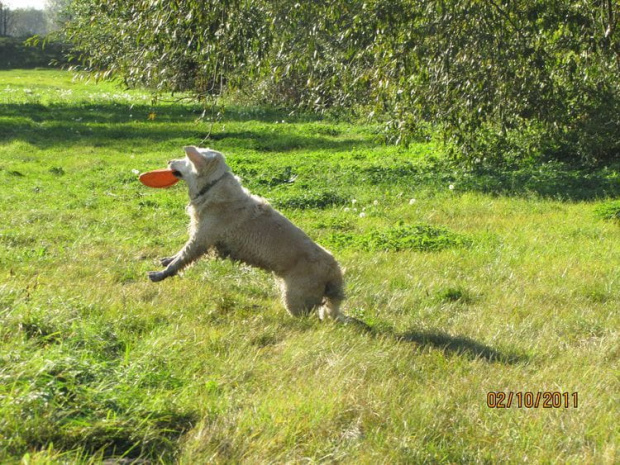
[318,295,345,322]
[280,278,324,317]
[318,265,346,322]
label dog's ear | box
[184,146,207,169]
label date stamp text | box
[487,391,578,409]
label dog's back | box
[210,189,335,274]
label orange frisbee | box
[139,168,180,188]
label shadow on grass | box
[2,101,617,199]
[204,130,373,152]
[0,102,319,124]
[459,164,620,201]
[0,103,371,152]
[346,160,620,201]
[18,410,196,462]
[395,329,526,364]
[345,317,526,364]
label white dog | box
[148,146,345,321]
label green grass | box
[1,69,619,463]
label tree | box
[0,2,12,37]
[8,8,48,37]
[59,0,620,165]
[45,0,72,31]
[58,0,270,95]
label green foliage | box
[59,0,620,166]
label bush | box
[595,201,620,222]
[0,36,66,69]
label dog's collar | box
[191,172,229,202]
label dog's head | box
[169,146,230,195]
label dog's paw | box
[148,271,167,282]
[160,256,174,266]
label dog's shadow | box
[344,317,526,364]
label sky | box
[3,0,47,9]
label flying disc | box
[139,168,180,188]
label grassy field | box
[1,69,619,464]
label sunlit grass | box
[0,69,618,463]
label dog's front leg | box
[148,237,207,282]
